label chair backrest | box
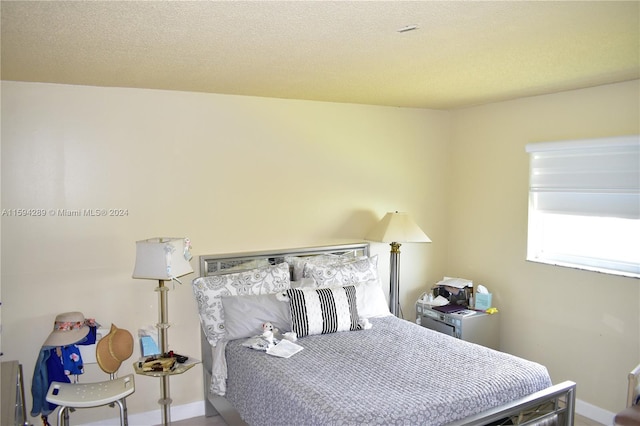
[627,363,640,407]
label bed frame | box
[197,242,576,426]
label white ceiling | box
[1,1,639,110]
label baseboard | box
[81,401,205,425]
[576,398,616,426]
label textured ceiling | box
[1,1,639,110]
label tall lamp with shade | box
[366,212,431,318]
[132,237,193,426]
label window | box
[526,135,640,278]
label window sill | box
[526,258,640,280]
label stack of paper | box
[266,339,303,358]
[436,277,472,289]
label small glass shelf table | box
[133,356,200,425]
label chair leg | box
[64,407,72,426]
[122,398,129,426]
[114,399,127,426]
[56,406,68,426]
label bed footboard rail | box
[446,381,576,426]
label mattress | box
[223,315,552,425]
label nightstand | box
[416,302,500,350]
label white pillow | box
[221,293,291,341]
[290,277,316,288]
[353,279,392,319]
[302,255,378,287]
[191,262,291,347]
[285,254,354,281]
[294,277,391,319]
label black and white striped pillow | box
[287,286,361,337]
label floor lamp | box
[366,212,431,318]
[132,237,193,426]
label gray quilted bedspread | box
[224,316,552,425]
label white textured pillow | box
[287,286,361,337]
[290,277,316,289]
[221,293,291,341]
[191,262,291,347]
[285,254,354,281]
[292,277,391,319]
[302,255,378,288]
[354,279,392,319]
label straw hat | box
[96,324,134,374]
[43,312,92,347]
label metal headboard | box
[199,242,370,278]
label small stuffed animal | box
[262,322,275,345]
[262,322,297,343]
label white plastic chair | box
[614,363,640,426]
[45,374,135,426]
[626,363,640,407]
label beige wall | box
[447,80,640,414]
[1,80,638,423]
[0,81,449,423]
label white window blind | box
[526,135,640,278]
[526,135,639,219]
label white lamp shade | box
[132,237,193,280]
[365,212,431,243]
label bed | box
[192,242,576,426]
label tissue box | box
[475,293,493,311]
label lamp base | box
[158,280,172,426]
[389,242,402,318]
[160,375,171,425]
